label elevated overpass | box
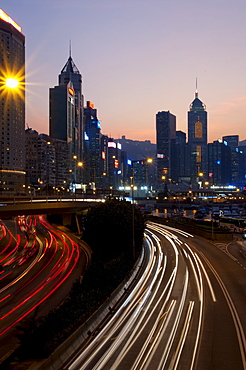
[0,200,100,217]
[0,199,102,233]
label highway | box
[0,215,89,361]
[66,221,246,370]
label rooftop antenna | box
[69,39,72,58]
[195,77,198,98]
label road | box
[66,221,246,370]
[0,215,89,362]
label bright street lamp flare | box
[5,78,19,88]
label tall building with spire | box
[59,47,84,162]
[188,82,208,182]
[0,9,25,193]
[49,49,84,184]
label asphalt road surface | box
[0,215,89,363]
[66,221,246,370]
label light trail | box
[199,251,246,369]
[0,215,81,338]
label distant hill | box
[239,139,246,146]
[115,135,156,160]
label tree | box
[83,199,145,260]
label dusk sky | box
[2,0,246,144]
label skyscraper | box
[188,86,208,182]
[49,81,75,182]
[208,140,231,186]
[173,130,191,183]
[0,9,25,193]
[156,111,176,188]
[222,135,245,187]
[49,51,84,185]
[58,51,84,162]
[83,101,101,186]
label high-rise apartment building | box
[156,111,176,188]
[188,88,207,181]
[0,9,25,193]
[25,129,70,192]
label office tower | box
[107,139,122,190]
[173,131,191,182]
[222,135,244,186]
[156,111,176,188]
[49,81,75,178]
[222,135,239,148]
[208,140,231,186]
[0,9,25,193]
[59,51,84,163]
[49,52,84,185]
[188,87,208,181]
[239,143,246,187]
[83,101,101,187]
[100,134,109,189]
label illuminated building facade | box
[59,53,84,165]
[222,135,245,187]
[100,134,109,189]
[188,88,208,181]
[0,9,25,193]
[49,81,75,181]
[156,111,176,188]
[208,140,231,186]
[25,129,70,192]
[83,101,101,186]
[107,139,122,190]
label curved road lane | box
[67,221,246,370]
[0,215,89,362]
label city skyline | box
[1,0,246,144]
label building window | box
[195,121,202,138]
[196,145,201,163]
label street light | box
[77,161,84,194]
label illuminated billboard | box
[87,101,95,109]
[108,142,116,148]
[68,87,74,96]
